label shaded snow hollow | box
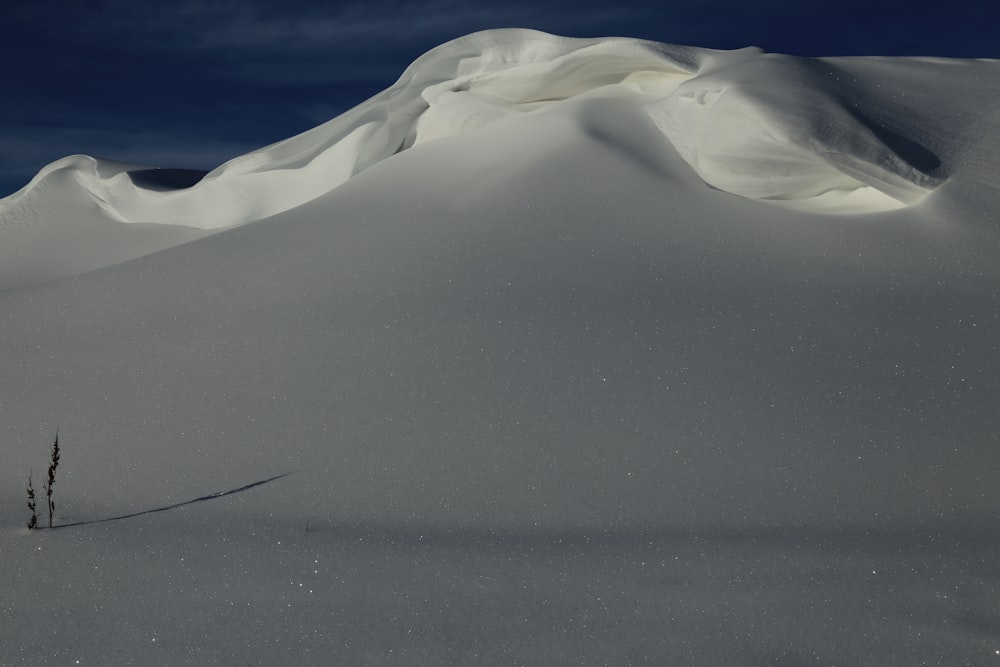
[2,29,1000,666]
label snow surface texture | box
[2,29,1000,665]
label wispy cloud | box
[13,1,654,86]
[196,2,656,86]
[187,2,649,50]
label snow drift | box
[2,23,998,529]
[2,30,982,287]
[2,29,1000,666]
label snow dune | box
[3,29,984,288]
[2,29,1000,666]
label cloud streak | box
[189,2,649,49]
[13,1,652,87]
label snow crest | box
[0,29,950,232]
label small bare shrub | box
[25,432,60,530]
[26,471,37,530]
[44,432,60,529]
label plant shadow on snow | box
[126,168,207,191]
[48,472,293,530]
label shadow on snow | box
[49,472,294,529]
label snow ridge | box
[0,29,950,235]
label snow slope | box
[2,29,999,665]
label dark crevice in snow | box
[127,168,208,191]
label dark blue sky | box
[3,0,997,197]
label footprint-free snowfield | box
[2,30,999,665]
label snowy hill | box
[5,29,996,287]
[2,29,999,665]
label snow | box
[2,28,999,665]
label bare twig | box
[44,432,60,528]
[26,470,37,530]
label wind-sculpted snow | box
[651,55,948,211]
[3,30,1000,665]
[0,29,963,246]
